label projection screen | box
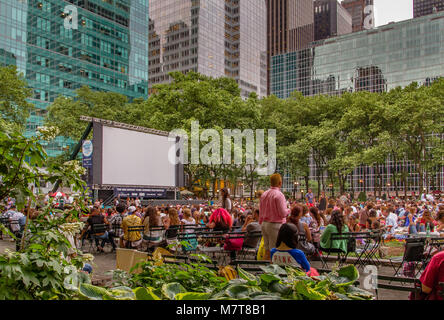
[92,120,182,188]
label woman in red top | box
[420,251,444,300]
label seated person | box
[121,208,143,248]
[162,208,181,243]
[207,208,232,233]
[241,209,262,249]
[417,210,437,233]
[142,206,164,246]
[320,210,350,254]
[271,223,319,277]
[381,206,398,240]
[80,207,115,252]
[418,251,444,300]
[436,210,444,234]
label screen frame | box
[91,119,184,189]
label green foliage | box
[357,192,367,202]
[81,263,372,301]
[129,259,227,293]
[0,66,34,130]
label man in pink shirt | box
[259,173,290,261]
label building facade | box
[314,0,352,41]
[341,0,374,32]
[266,0,314,94]
[271,12,444,195]
[0,0,149,156]
[271,11,444,99]
[414,0,444,18]
[148,0,267,99]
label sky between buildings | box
[374,0,414,27]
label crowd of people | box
[0,176,443,300]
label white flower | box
[63,160,87,176]
[37,126,60,141]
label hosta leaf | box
[225,284,250,299]
[259,273,281,285]
[108,286,135,300]
[175,292,211,300]
[269,282,292,296]
[161,283,187,300]
[237,267,257,285]
[328,265,359,287]
[134,287,161,300]
[79,283,111,300]
[346,286,373,299]
[259,264,287,275]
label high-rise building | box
[271,11,444,99]
[414,0,444,17]
[148,0,267,99]
[314,0,352,41]
[0,0,149,157]
[266,0,314,94]
[341,0,374,32]
[272,11,444,196]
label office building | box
[271,11,444,99]
[341,0,374,32]
[314,0,352,41]
[266,0,314,95]
[148,0,267,99]
[0,0,149,156]
[271,12,444,195]
[414,0,444,18]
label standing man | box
[259,173,290,261]
[305,189,315,207]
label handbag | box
[224,234,244,251]
[297,237,316,256]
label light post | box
[240,183,244,199]
[293,182,299,201]
[387,183,391,198]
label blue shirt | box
[305,193,314,204]
[270,248,311,272]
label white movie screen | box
[101,125,176,187]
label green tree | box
[0,66,34,130]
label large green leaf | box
[175,292,211,300]
[294,281,327,300]
[225,284,250,299]
[259,264,287,276]
[346,286,373,300]
[79,283,112,300]
[259,273,281,285]
[269,282,292,296]
[134,287,161,300]
[161,282,187,300]
[108,286,135,300]
[328,265,359,287]
[237,267,258,285]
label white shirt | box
[385,213,398,234]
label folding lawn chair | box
[389,237,425,278]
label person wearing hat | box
[121,205,142,248]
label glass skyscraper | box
[0,0,149,156]
[148,0,267,98]
[271,10,444,99]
